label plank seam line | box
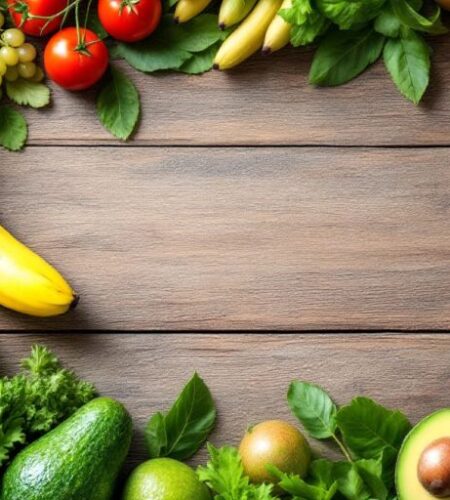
[1,329,450,334]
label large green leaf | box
[0,106,27,151]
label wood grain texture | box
[0,333,448,471]
[22,37,450,146]
[2,146,450,330]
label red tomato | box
[98,0,162,43]
[44,28,109,91]
[9,0,68,37]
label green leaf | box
[374,4,402,38]
[391,0,447,35]
[179,42,220,74]
[383,29,430,104]
[310,29,385,87]
[355,457,388,500]
[269,465,326,499]
[115,15,226,73]
[279,0,330,47]
[5,79,50,108]
[288,381,337,439]
[198,444,275,500]
[96,66,140,140]
[86,8,108,39]
[333,462,371,500]
[336,397,411,461]
[145,373,216,461]
[316,0,386,29]
[0,105,27,151]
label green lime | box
[123,458,211,500]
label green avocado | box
[396,409,450,499]
[1,397,132,500]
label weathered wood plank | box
[1,146,450,330]
[23,37,450,146]
[0,333,448,471]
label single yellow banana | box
[174,0,212,23]
[0,225,77,317]
[214,0,283,70]
[262,0,291,54]
[218,0,258,29]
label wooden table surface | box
[1,36,450,471]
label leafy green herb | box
[0,106,27,151]
[288,381,337,439]
[145,372,216,461]
[115,15,227,74]
[5,79,51,109]
[310,29,385,87]
[96,66,140,140]
[391,0,447,35]
[0,345,96,467]
[383,30,430,104]
[279,0,330,47]
[179,42,222,74]
[198,444,275,500]
[316,0,386,30]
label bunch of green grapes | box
[0,14,44,86]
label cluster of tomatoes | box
[6,0,162,91]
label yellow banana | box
[262,0,292,54]
[218,0,258,29]
[214,0,283,70]
[174,0,212,23]
[0,225,77,317]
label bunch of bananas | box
[0,225,77,317]
[174,0,292,69]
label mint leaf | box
[383,30,430,104]
[145,373,216,461]
[310,29,385,87]
[336,397,411,462]
[288,381,337,439]
[179,42,220,74]
[0,106,27,151]
[5,79,50,108]
[391,0,447,35]
[96,66,140,140]
[316,0,386,29]
[198,444,275,500]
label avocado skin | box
[1,397,132,500]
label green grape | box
[30,66,44,82]
[0,58,6,76]
[0,12,5,29]
[18,61,36,78]
[2,28,26,48]
[0,46,19,66]
[17,43,37,63]
[4,65,19,82]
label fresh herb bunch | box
[0,345,96,467]
[281,0,447,103]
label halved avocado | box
[396,409,450,499]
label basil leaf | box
[96,66,140,140]
[5,79,50,108]
[288,381,337,439]
[310,29,385,87]
[336,397,411,462]
[316,0,386,29]
[145,373,216,460]
[383,30,430,104]
[173,14,228,52]
[0,106,27,151]
[179,42,220,74]
[374,4,402,38]
[391,0,447,35]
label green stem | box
[332,433,353,463]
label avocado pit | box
[418,437,450,497]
